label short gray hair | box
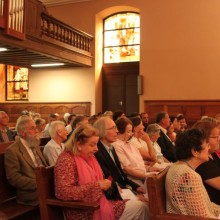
[146,123,160,136]
[48,121,65,138]
[93,117,108,138]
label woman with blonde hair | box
[54,124,148,220]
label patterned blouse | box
[54,151,125,220]
[165,162,220,218]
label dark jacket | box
[95,140,139,199]
[157,130,176,162]
[0,128,15,142]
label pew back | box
[0,142,15,201]
[0,141,38,219]
[147,168,216,220]
[35,166,100,220]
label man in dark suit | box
[4,118,48,206]
[0,111,15,142]
[155,111,176,162]
[93,117,143,199]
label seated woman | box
[112,117,160,186]
[54,124,148,220]
[129,117,156,164]
[146,123,170,163]
[166,128,220,218]
[193,119,220,205]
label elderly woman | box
[146,123,169,163]
[112,117,159,186]
[193,120,220,205]
[129,117,156,163]
[166,128,220,218]
[54,124,148,220]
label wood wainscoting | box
[144,100,220,127]
[0,102,91,124]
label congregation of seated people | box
[1,108,220,219]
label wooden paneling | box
[0,102,91,123]
[144,100,220,127]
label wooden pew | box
[35,166,100,220]
[0,142,39,220]
[147,168,215,220]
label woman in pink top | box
[112,117,158,186]
[54,124,148,220]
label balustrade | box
[41,13,93,52]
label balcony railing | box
[41,13,93,53]
[0,0,93,56]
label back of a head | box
[35,118,46,126]
[113,110,125,121]
[21,110,29,116]
[72,115,87,129]
[177,113,185,121]
[48,114,57,123]
[175,128,205,160]
[103,110,113,118]
[169,115,177,123]
[64,113,71,122]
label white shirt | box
[43,139,65,166]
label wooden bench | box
[0,142,39,220]
[35,166,100,220]
[147,168,216,220]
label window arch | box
[103,12,140,64]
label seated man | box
[43,121,68,166]
[4,118,48,206]
[66,115,89,140]
[43,113,58,137]
[0,111,15,142]
[93,117,144,199]
[155,111,176,162]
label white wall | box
[29,67,96,114]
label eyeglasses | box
[209,136,220,140]
[106,125,117,130]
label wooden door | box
[102,62,139,116]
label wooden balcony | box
[0,0,93,68]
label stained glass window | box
[104,12,140,63]
[6,65,29,100]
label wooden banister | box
[41,13,93,53]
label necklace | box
[182,160,194,170]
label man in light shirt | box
[43,121,68,166]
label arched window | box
[103,12,140,64]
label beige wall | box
[1,1,219,115]
[47,0,220,113]
[29,67,95,112]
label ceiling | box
[0,41,83,68]
[40,0,92,6]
